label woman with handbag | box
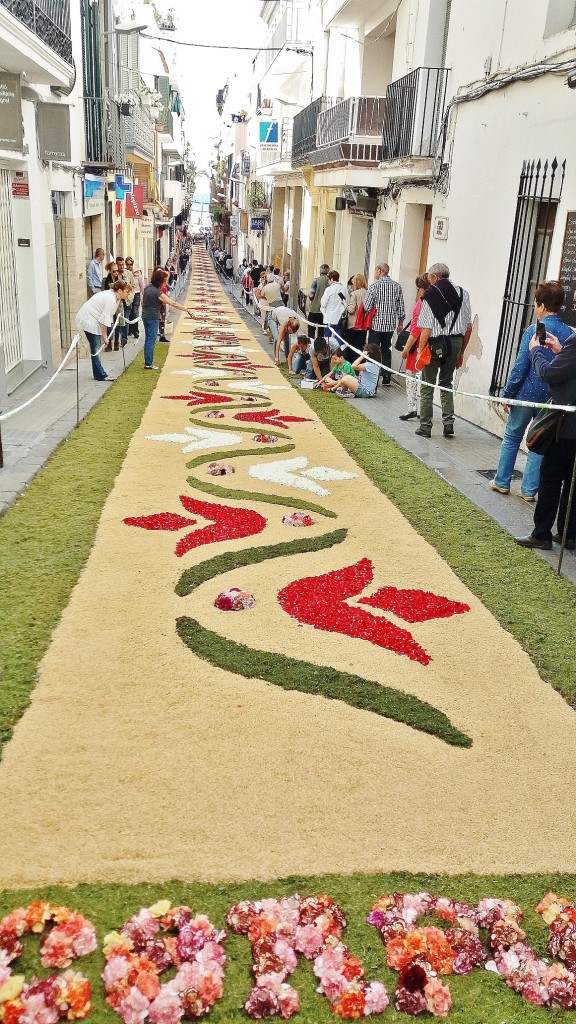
[398,274,429,421]
[342,274,368,362]
[515,328,576,550]
[491,281,573,500]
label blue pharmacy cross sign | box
[259,120,279,145]
[115,174,132,199]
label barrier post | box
[75,340,80,427]
[557,455,576,576]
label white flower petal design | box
[227,381,289,392]
[248,456,356,497]
[170,369,229,379]
[301,466,357,482]
[145,427,243,453]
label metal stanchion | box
[0,422,4,469]
[557,454,576,575]
[75,340,80,426]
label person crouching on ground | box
[331,341,381,398]
[287,335,311,376]
[316,349,357,392]
[141,268,191,370]
[304,337,337,382]
[75,279,131,382]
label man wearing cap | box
[415,262,472,439]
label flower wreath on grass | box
[0,902,96,1024]
[367,891,576,1014]
[282,513,316,528]
[102,902,226,1024]
[227,895,388,1020]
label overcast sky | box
[161,0,266,177]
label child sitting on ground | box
[329,341,381,398]
[316,349,357,392]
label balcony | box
[382,67,449,163]
[292,96,336,167]
[0,0,72,67]
[312,95,385,166]
[124,106,156,163]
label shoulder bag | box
[395,327,411,351]
[428,287,463,364]
[354,304,376,331]
[526,403,565,455]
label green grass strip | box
[176,528,348,595]
[3,872,576,1024]
[294,383,576,706]
[0,347,169,755]
[186,444,337,518]
[177,616,471,746]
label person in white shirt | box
[320,271,347,337]
[271,309,301,363]
[75,280,130,381]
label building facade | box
[244,0,576,432]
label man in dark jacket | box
[516,331,576,550]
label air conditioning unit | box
[335,196,346,211]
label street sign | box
[250,217,266,233]
[230,234,238,246]
[230,214,239,232]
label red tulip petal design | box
[235,408,313,429]
[161,390,235,407]
[124,497,266,557]
[359,587,470,622]
[278,559,431,665]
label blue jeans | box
[292,350,309,374]
[85,331,108,381]
[494,404,543,496]
[143,318,159,367]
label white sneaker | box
[490,480,509,495]
[144,364,160,370]
[520,492,537,502]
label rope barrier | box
[0,334,80,423]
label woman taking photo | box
[141,268,190,369]
[75,279,130,382]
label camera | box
[535,321,547,344]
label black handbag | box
[526,403,565,455]
[429,335,450,362]
[395,327,411,351]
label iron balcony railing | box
[382,67,449,161]
[292,96,336,167]
[0,0,72,64]
[317,96,386,148]
[124,106,156,162]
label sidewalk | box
[0,337,144,515]
[220,272,576,584]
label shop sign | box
[250,216,266,233]
[12,170,29,199]
[83,174,105,216]
[230,214,239,232]
[0,73,23,152]
[259,121,278,148]
[125,184,144,219]
[140,216,154,239]
[37,103,71,161]
[115,173,132,199]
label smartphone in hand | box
[535,321,547,344]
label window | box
[490,158,565,395]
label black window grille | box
[0,0,72,64]
[490,158,565,395]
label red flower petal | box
[161,390,235,407]
[359,587,470,623]
[278,559,431,665]
[175,496,266,556]
[235,408,313,429]
[123,513,197,532]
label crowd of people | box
[80,234,193,378]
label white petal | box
[301,466,357,482]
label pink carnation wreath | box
[102,903,226,1024]
[205,463,235,476]
[282,513,316,528]
[0,902,97,1024]
[214,588,256,611]
[227,894,388,1020]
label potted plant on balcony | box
[249,180,269,217]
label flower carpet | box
[1,249,576,1021]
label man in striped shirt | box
[361,264,405,385]
[415,262,472,439]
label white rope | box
[0,334,80,423]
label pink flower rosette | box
[102,902,226,1024]
[214,588,256,611]
[0,903,96,1024]
[252,434,278,444]
[205,463,235,476]
[226,895,388,1020]
[282,513,316,528]
[205,411,225,419]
